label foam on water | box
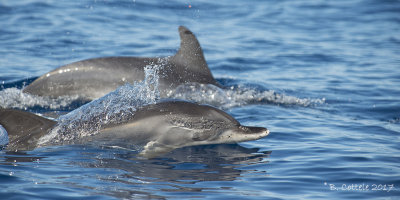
[0,87,81,110]
[0,83,323,111]
[169,83,325,109]
[1,74,324,113]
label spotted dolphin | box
[23,26,218,100]
[0,101,269,158]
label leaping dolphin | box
[0,101,269,158]
[23,26,219,100]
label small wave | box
[168,83,325,109]
[389,117,400,124]
[0,87,82,110]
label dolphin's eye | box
[239,126,249,132]
[184,30,192,35]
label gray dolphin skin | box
[23,26,218,100]
[0,101,269,158]
[0,109,56,150]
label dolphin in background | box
[23,26,219,100]
[0,101,269,158]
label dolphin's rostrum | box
[0,101,269,158]
[23,26,218,100]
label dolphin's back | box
[23,57,155,100]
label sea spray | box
[169,83,325,109]
[0,87,81,110]
[0,125,9,148]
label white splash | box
[0,125,9,147]
[169,83,325,109]
[38,64,161,145]
[0,87,80,110]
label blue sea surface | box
[1,0,400,199]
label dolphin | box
[23,26,218,100]
[0,101,269,158]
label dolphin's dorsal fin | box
[0,109,56,150]
[172,26,215,82]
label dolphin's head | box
[144,101,270,146]
[213,125,270,144]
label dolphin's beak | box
[239,126,270,138]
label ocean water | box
[1,0,399,199]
